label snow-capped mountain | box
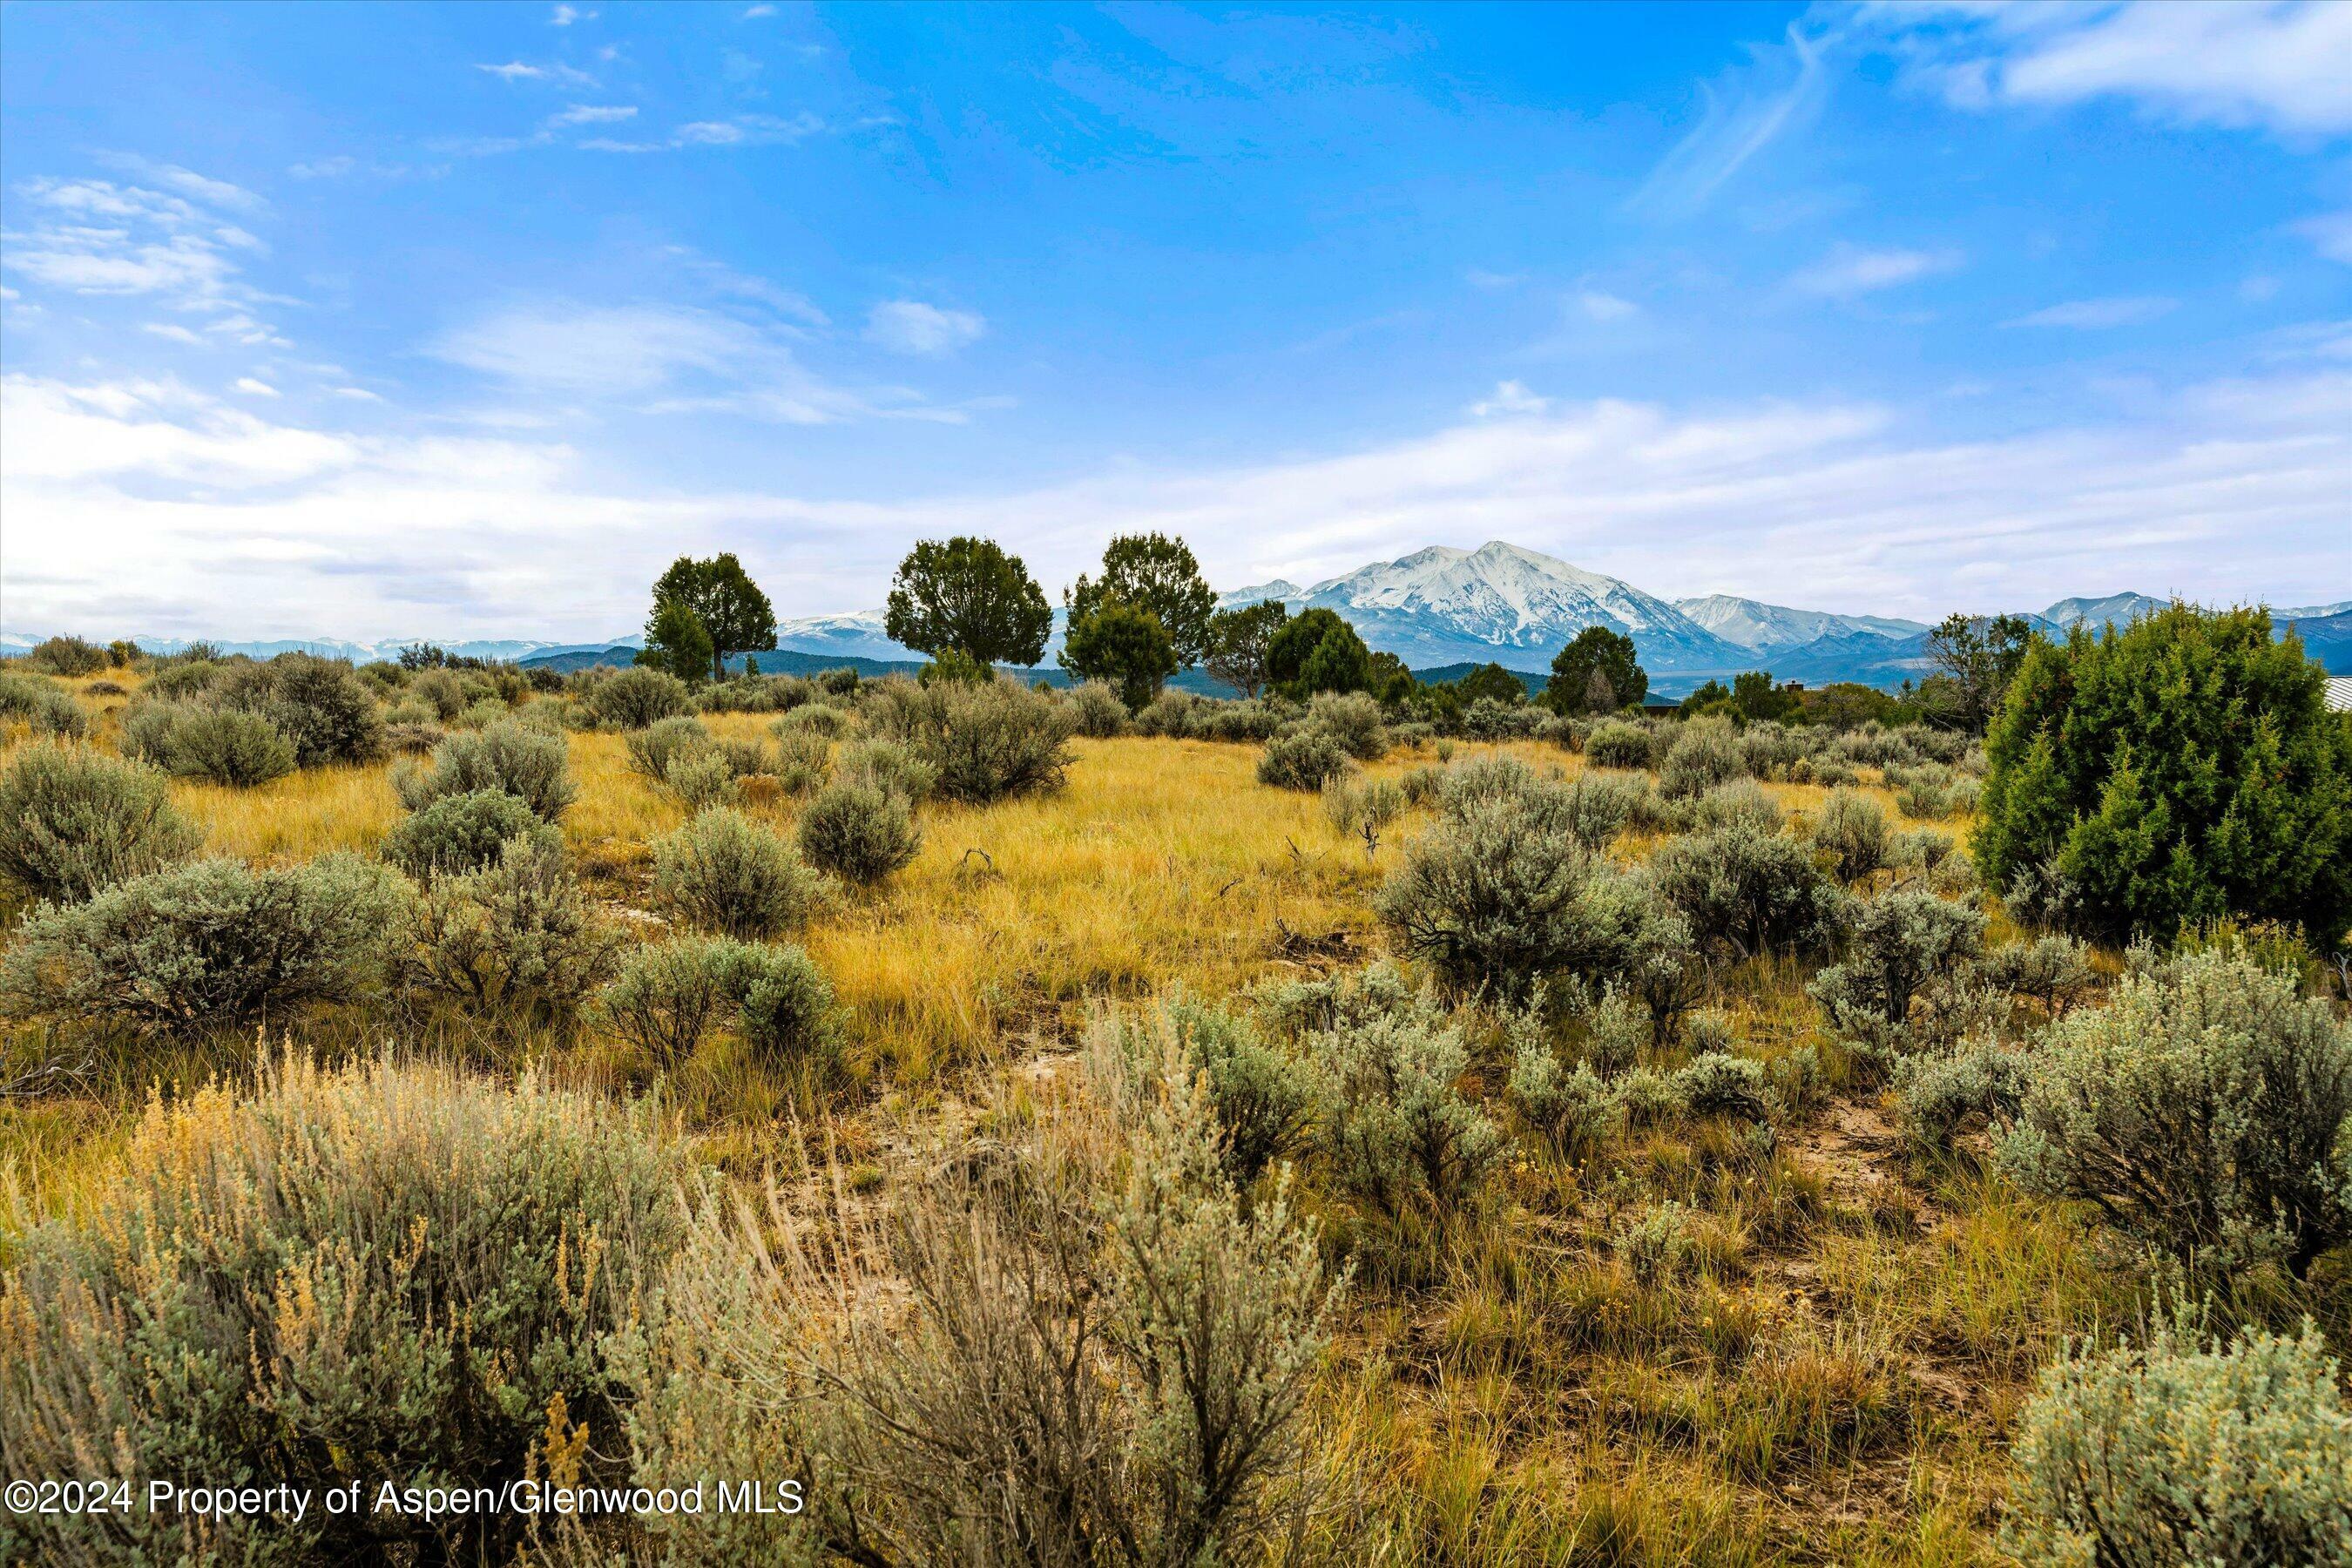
[1220,543,1747,672]
[2034,592,2173,632]
[1674,595,1928,652]
[767,610,908,664]
[1216,579,1305,611]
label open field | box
[3,659,2347,1567]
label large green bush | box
[2003,1304,2352,1567]
[1657,717,1744,800]
[0,1055,682,1565]
[1997,948,2352,1275]
[652,807,819,938]
[1256,725,1350,791]
[0,742,200,903]
[0,854,401,1035]
[585,664,692,729]
[20,634,108,676]
[797,780,922,885]
[1808,886,1987,1040]
[213,652,384,766]
[124,700,297,787]
[394,717,576,821]
[1375,795,1606,998]
[0,670,89,738]
[1974,604,2352,948]
[866,675,1075,804]
[1650,820,1845,960]
[599,934,837,1067]
[380,787,558,878]
[389,837,620,1028]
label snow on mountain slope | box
[1675,594,1928,651]
[2036,591,2173,630]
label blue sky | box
[3,0,2348,641]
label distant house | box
[2328,677,2352,714]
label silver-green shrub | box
[1808,787,1895,883]
[1257,724,1351,790]
[1659,718,1745,801]
[1680,777,1785,835]
[1374,794,1612,999]
[1808,886,1987,1037]
[1321,772,1405,853]
[599,935,837,1069]
[866,676,1075,804]
[380,787,557,878]
[1507,1037,1620,1162]
[835,736,936,803]
[1308,690,1389,759]
[0,854,400,1034]
[1997,948,2352,1274]
[0,1055,682,1566]
[0,742,199,903]
[142,703,297,787]
[1315,1004,1505,1245]
[797,780,922,885]
[1069,679,1131,736]
[0,670,90,738]
[394,717,576,821]
[1977,933,2099,1017]
[212,651,383,766]
[652,807,819,938]
[625,712,714,781]
[1893,1039,2029,1153]
[1584,719,1655,770]
[1651,819,1845,960]
[2003,1303,2352,1567]
[389,836,619,1029]
[585,664,691,729]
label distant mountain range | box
[5,543,2345,693]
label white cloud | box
[550,4,594,24]
[288,156,357,179]
[1875,2,2352,139]
[476,60,597,86]
[3,171,279,334]
[1577,289,1639,321]
[865,300,985,355]
[578,112,826,153]
[2295,210,2352,263]
[10,360,2342,641]
[93,153,267,214]
[233,377,280,398]
[1470,380,1550,417]
[427,300,926,424]
[1790,243,1963,297]
[2006,295,2179,328]
[547,104,638,127]
[142,323,206,345]
[743,3,777,17]
[1632,23,1828,216]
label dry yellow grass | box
[0,689,2147,1564]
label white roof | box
[2327,677,2352,714]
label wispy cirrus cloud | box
[2006,295,2179,328]
[477,59,598,87]
[1632,23,1828,216]
[1789,242,1963,297]
[578,112,828,152]
[427,300,964,424]
[865,300,985,355]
